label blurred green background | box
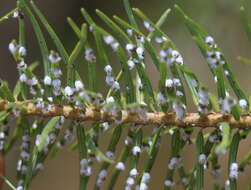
[1,0,251,189]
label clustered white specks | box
[103,35,120,51]
[80,158,92,177]
[0,119,9,152]
[16,131,31,189]
[168,157,182,170]
[219,97,236,114]
[164,179,174,187]
[143,21,154,32]
[105,151,115,160]
[204,36,226,69]
[137,172,151,190]
[85,48,96,62]
[104,65,120,90]
[8,40,43,96]
[125,168,138,190]
[96,169,107,187]
[159,48,184,66]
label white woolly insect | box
[112,81,120,90]
[43,76,52,85]
[116,162,125,171]
[102,122,110,131]
[16,186,23,190]
[129,168,138,177]
[105,75,115,86]
[205,36,214,45]
[141,172,151,183]
[17,61,27,71]
[52,79,61,88]
[64,86,74,96]
[137,78,143,89]
[111,42,119,51]
[126,177,135,186]
[104,65,112,73]
[132,146,141,155]
[139,183,148,190]
[229,163,239,179]
[19,73,28,83]
[18,46,27,57]
[165,78,174,88]
[198,154,207,165]
[126,43,135,53]
[136,47,144,59]
[127,59,135,70]
[85,49,96,62]
[159,50,167,58]
[105,151,115,160]
[48,53,61,63]
[143,21,154,31]
[103,35,114,45]
[127,29,133,36]
[75,80,84,91]
[106,96,115,103]
[164,179,174,187]
[176,90,184,97]
[168,157,181,170]
[8,42,17,54]
[13,11,19,18]
[239,99,248,109]
[181,177,189,185]
[125,136,132,145]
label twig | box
[1,100,251,128]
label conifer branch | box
[2,100,251,128]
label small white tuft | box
[165,79,173,88]
[141,172,151,183]
[132,146,141,155]
[106,96,115,103]
[19,73,28,83]
[64,86,74,96]
[104,65,112,73]
[116,162,125,171]
[18,46,27,57]
[129,168,138,177]
[164,179,174,187]
[127,60,135,70]
[126,177,135,186]
[136,47,144,59]
[229,163,239,179]
[75,80,84,91]
[43,76,52,85]
[126,43,135,53]
[8,42,17,54]
[239,99,248,109]
[111,42,119,51]
[103,36,114,45]
[198,154,206,165]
